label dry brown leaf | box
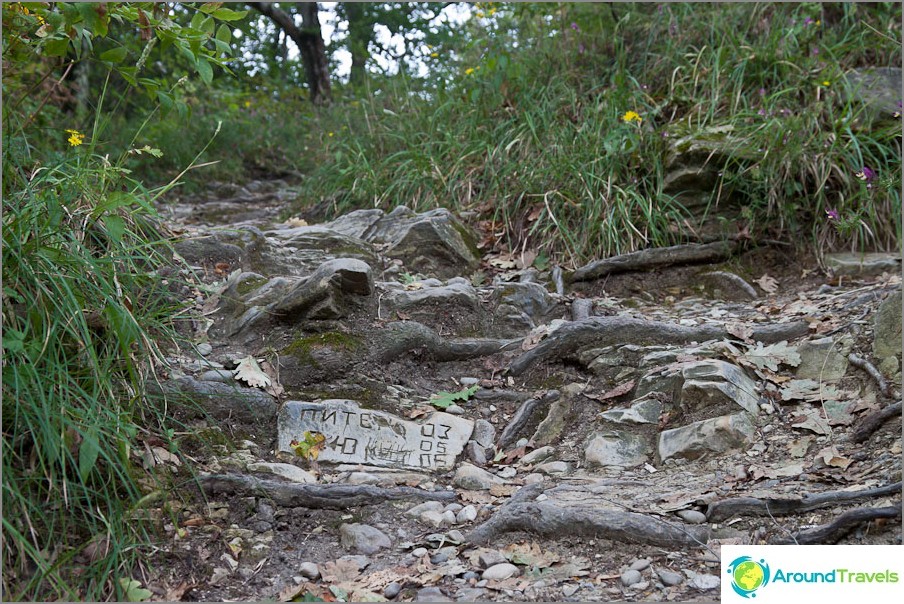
[489,484,517,497]
[234,356,271,389]
[283,217,309,227]
[726,322,754,342]
[160,582,193,602]
[459,490,495,504]
[756,274,779,293]
[585,380,636,402]
[516,249,537,270]
[320,558,365,583]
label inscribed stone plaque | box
[277,400,474,471]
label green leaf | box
[92,191,136,218]
[156,90,174,113]
[78,432,100,482]
[196,57,213,84]
[99,46,128,63]
[43,37,71,57]
[2,329,25,354]
[103,215,126,243]
[190,11,205,30]
[216,23,231,45]
[429,385,479,409]
[118,578,152,602]
[199,15,215,35]
[211,7,248,21]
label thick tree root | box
[465,495,709,548]
[848,353,893,397]
[568,241,740,283]
[771,506,901,544]
[706,481,902,522]
[850,401,903,444]
[497,390,560,448]
[372,321,522,363]
[199,473,456,508]
[507,316,810,376]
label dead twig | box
[771,506,901,544]
[850,401,902,444]
[848,353,892,397]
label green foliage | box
[429,385,479,410]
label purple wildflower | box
[570,22,579,31]
[804,17,814,25]
[855,166,876,182]
[759,88,766,97]
[825,208,839,220]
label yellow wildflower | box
[815,19,821,26]
[328,132,334,138]
[244,100,252,108]
[65,129,85,146]
[465,67,475,75]
[821,80,831,87]
[476,11,485,18]
[622,110,643,124]
[430,52,438,58]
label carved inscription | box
[277,400,474,471]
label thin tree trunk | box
[249,2,331,105]
[344,1,369,86]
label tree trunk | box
[249,2,331,105]
[343,2,369,86]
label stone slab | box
[278,400,473,471]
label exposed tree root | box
[706,481,902,522]
[497,390,560,448]
[507,316,810,376]
[372,321,522,363]
[568,241,740,283]
[199,473,456,508]
[848,353,893,397]
[771,506,901,544]
[850,401,902,444]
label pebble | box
[415,587,452,601]
[475,580,488,588]
[562,584,580,597]
[677,510,707,524]
[620,569,643,586]
[689,573,720,590]
[431,552,449,564]
[456,587,486,601]
[516,438,529,448]
[420,510,446,528]
[489,405,497,412]
[629,580,649,590]
[523,473,545,484]
[460,377,480,386]
[536,461,569,474]
[453,464,503,490]
[446,404,465,415]
[630,558,651,571]
[339,523,391,555]
[521,446,555,465]
[406,501,444,517]
[197,342,213,356]
[465,441,487,466]
[298,562,320,580]
[657,569,683,586]
[478,550,507,569]
[447,530,465,543]
[482,563,519,581]
[411,547,428,558]
[441,510,457,526]
[383,582,401,599]
[456,505,477,524]
[444,503,463,513]
[463,571,480,581]
[472,420,496,448]
[497,466,517,479]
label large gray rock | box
[247,462,316,483]
[261,225,379,276]
[490,282,558,320]
[843,67,902,122]
[278,400,473,471]
[270,258,373,320]
[339,523,391,554]
[381,278,478,311]
[658,413,755,461]
[453,463,504,490]
[472,419,496,449]
[174,234,245,268]
[584,430,651,468]
[697,271,758,301]
[599,396,662,425]
[153,376,276,426]
[796,335,852,381]
[531,396,571,446]
[322,209,385,239]
[874,289,902,380]
[825,253,901,277]
[363,207,480,279]
[636,359,759,415]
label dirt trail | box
[145,180,902,602]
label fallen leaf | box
[739,341,801,372]
[757,274,779,293]
[429,385,478,409]
[119,578,153,602]
[459,491,494,504]
[489,484,517,497]
[817,445,853,470]
[726,322,754,342]
[160,582,193,602]
[283,217,309,227]
[503,541,560,568]
[585,380,635,402]
[791,410,832,435]
[320,557,366,583]
[234,356,271,389]
[516,249,538,270]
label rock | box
[261,225,379,276]
[562,584,580,597]
[698,271,758,301]
[536,461,569,475]
[411,547,428,558]
[419,510,446,528]
[460,377,480,386]
[322,209,385,239]
[825,252,901,277]
[874,289,902,361]
[456,587,486,601]
[406,501,444,517]
[198,369,236,383]
[659,413,756,461]
[677,510,708,524]
[278,400,473,471]
[197,343,213,356]
[521,446,555,465]
[472,420,496,449]
[453,464,504,490]
[430,551,449,564]
[355,207,479,279]
[153,376,277,426]
[497,466,517,479]
[621,569,643,586]
[657,569,683,586]
[482,563,519,581]
[465,442,487,466]
[523,473,545,485]
[246,463,316,484]
[796,335,853,381]
[599,396,662,425]
[689,573,720,590]
[339,523,391,555]
[298,562,320,580]
[456,505,478,524]
[630,559,651,571]
[843,67,902,122]
[174,234,245,269]
[270,258,373,321]
[584,430,651,468]
[441,510,457,526]
[531,397,571,446]
[383,581,402,599]
[490,282,558,320]
[478,550,508,569]
[415,587,452,602]
[382,278,479,311]
[637,359,759,415]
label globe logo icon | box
[727,556,770,598]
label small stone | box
[383,582,402,599]
[689,573,720,590]
[465,442,487,466]
[523,473,545,484]
[460,377,480,386]
[478,550,507,569]
[198,369,235,382]
[535,494,548,502]
[482,563,519,581]
[453,464,504,491]
[447,530,465,543]
[441,510,457,526]
[412,547,428,558]
[339,523,391,555]
[562,584,579,597]
[406,501,444,517]
[630,558,651,571]
[516,438,529,448]
[536,461,569,474]
[677,510,707,524]
[446,404,465,415]
[456,587,486,601]
[456,505,478,524]
[657,569,683,586]
[197,343,213,356]
[521,446,555,465]
[497,466,517,479]
[472,420,496,448]
[463,571,480,581]
[420,510,446,528]
[444,503,463,513]
[415,586,452,601]
[629,581,649,590]
[431,551,449,564]
[620,569,643,586]
[298,562,320,580]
